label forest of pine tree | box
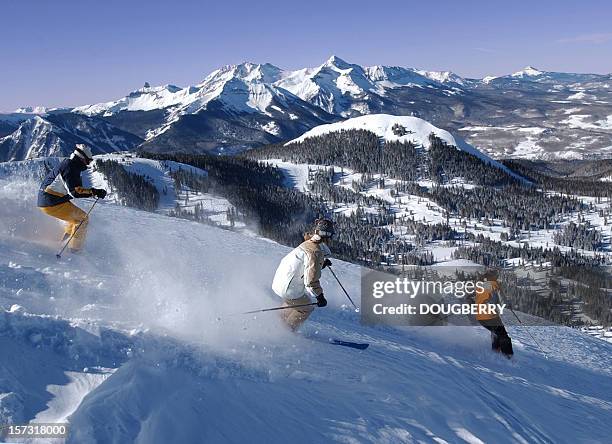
[94,159,159,211]
[503,159,612,198]
[553,221,604,251]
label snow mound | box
[286,114,527,182]
[287,114,458,148]
[512,66,545,78]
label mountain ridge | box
[2,56,611,161]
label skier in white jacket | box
[272,219,334,331]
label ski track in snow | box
[0,178,611,443]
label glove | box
[93,188,107,199]
[322,258,332,269]
[316,294,327,308]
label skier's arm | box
[475,282,492,305]
[303,249,324,298]
[64,169,94,198]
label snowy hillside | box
[286,114,524,181]
[0,171,611,443]
[263,158,611,265]
[92,153,245,229]
[251,114,612,277]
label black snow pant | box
[479,318,514,357]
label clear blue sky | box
[2,0,611,111]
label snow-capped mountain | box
[512,66,545,78]
[70,63,336,154]
[74,84,185,116]
[275,56,466,117]
[275,56,381,116]
[13,106,50,114]
[0,117,73,161]
[0,114,142,161]
[4,56,612,161]
[483,65,609,86]
[415,69,467,86]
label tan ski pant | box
[280,295,315,331]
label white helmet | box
[71,143,93,163]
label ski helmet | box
[72,143,93,163]
[314,218,335,238]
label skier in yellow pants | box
[37,144,107,252]
[39,201,90,250]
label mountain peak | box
[214,62,283,84]
[414,69,465,85]
[14,106,48,114]
[323,55,352,69]
[512,66,544,77]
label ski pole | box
[56,198,99,259]
[508,306,548,359]
[327,266,358,311]
[242,302,318,315]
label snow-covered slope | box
[288,114,458,147]
[286,114,526,181]
[0,173,610,443]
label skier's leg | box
[493,325,514,356]
[40,203,71,237]
[40,202,88,251]
[490,329,501,351]
[479,318,503,351]
[280,295,315,331]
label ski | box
[329,339,369,350]
[301,333,370,350]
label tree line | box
[94,159,159,211]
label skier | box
[272,219,334,331]
[475,269,514,357]
[37,144,107,252]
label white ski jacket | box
[272,237,332,300]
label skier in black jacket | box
[38,144,106,252]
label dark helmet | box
[314,218,335,238]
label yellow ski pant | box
[39,201,88,251]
